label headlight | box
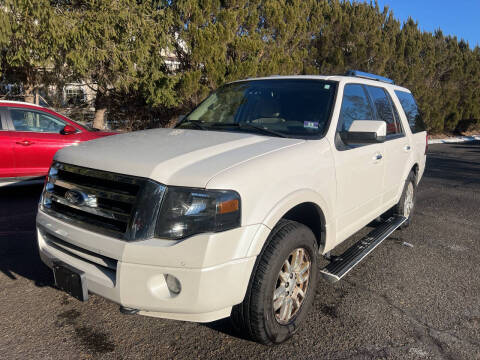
[155,187,241,240]
[39,163,58,210]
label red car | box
[0,101,116,185]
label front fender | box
[246,189,334,257]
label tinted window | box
[182,79,337,139]
[338,84,374,131]
[395,90,426,133]
[366,86,402,136]
[388,91,403,135]
[10,109,66,133]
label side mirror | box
[61,125,77,135]
[340,120,386,144]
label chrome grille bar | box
[52,178,136,203]
[46,193,131,222]
[41,162,166,241]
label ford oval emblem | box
[64,190,85,206]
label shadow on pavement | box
[425,140,480,185]
[203,317,250,341]
[0,184,53,286]
[451,138,480,151]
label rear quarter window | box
[0,110,8,130]
[394,91,426,133]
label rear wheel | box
[231,220,318,345]
[393,171,417,228]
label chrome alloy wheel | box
[404,182,414,218]
[273,248,311,324]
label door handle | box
[373,153,383,161]
[404,145,411,151]
[16,140,34,146]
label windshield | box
[178,79,337,138]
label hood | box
[89,130,119,137]
[55,128,304,187]
[97,131,119,137]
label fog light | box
[165,274,181,295]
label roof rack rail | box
[345,70,395,85]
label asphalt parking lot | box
[0,141,479,360]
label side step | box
[320,215,407,283]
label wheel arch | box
[281,202,326,252]
[247,190,332,256]
[392,161,421,207]
[411,163,420,184]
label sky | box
[367,0,480,48]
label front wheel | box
[231,220,318,345]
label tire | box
[393,171,417,228]
[231,220,318,345]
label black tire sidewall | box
[255,222,318,344]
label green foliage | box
[171,0,323,107]
[0,5,11,76]
[1,0,479,132]
[57,0,176,120]
[1,0,66,95]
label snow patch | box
[428,135,480,144]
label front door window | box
[11,109,66,133]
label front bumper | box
[37,210,267,322]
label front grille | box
[42,162,165,240]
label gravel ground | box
[0,141,479,360]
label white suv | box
[37,71,427,344]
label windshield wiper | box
[239,123,289,138]
[176,119,209,130]
[209,123,288,138]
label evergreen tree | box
[57,0,174,129]
[1,0,65,102]
[169,0,323,108]
[0,4,11,77]
[1,0,479,132]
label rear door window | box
[394,90,426,133]
[338,84,375,132]
[366,86,403,136]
